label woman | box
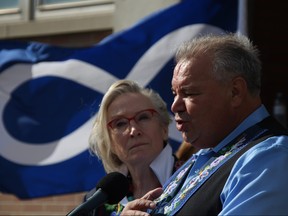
[87,80,183,215]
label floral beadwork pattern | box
[154,135,250,215]
[152,125,269,216]
[154,157,196,203]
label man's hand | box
[121,187,163,216]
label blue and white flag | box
[0,0,239,198]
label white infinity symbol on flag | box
[0,24,224,165]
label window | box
[0,0,19,11]
[0,0,114,39]
[37,0,112,10]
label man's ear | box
[231,76,247,107]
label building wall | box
[114,0,179,32]
[0,192,86,216]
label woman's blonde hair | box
[89,79,171,173]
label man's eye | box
[184,92,200,97]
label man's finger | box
[142,187,163,200]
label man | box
[121,33,288,215]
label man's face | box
[171,56,235,149]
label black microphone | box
[66,172,129,216]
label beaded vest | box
[151,117,288,216]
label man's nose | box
[171,95,185,113]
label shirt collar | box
[120,144,175,205]
[213,104,270,153]
[150,144,175,186]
